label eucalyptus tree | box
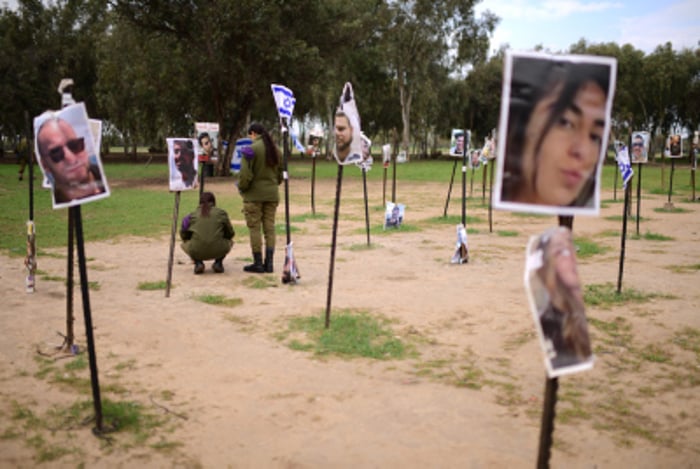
[96,15,193,157]
[379,0,497,156]
[569,39,647,143]
[110,0,329,173]
[0,0,108,136]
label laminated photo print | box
[667,134,683,158]
[382,144,391,168]
[630,131,650,164]
[449,129,470,157]
[482,134,496,160]
[469,149,482,170]
[494,51,617,216]
[333,82,364,165]
[384,201,405,229]
[33,102,110,209]
[524,226,594,378]
[306,127,323,158]
[168,138,199,191]
[195,122,220,164]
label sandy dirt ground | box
[1,173,699,468]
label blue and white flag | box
[616,144,633,188]
[271,84,296,124]
[290,129,306,152]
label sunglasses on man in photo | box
[48,137,85,163]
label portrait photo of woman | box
[494,51,617,216]
[525,226,594,377]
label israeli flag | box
[290,130,306,152]
[616,145,633,188]
[271,84,296,122]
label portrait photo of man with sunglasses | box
[630,131,649,164]
[34,103,109,208]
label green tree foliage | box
[1,0,697,165]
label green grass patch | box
[653,206,691,214]
[598,229,620,237]
[193,294,243,307]
[631,231,674,241]
[242,275,278,289]
[279,310,411,360]
[639,344,673,363]
[574,237,610,258]
[666,263,700,273]
[604,215,648,222]
[290,212,328,222]
[348,242,379,251]
[423,215,483,225]
[137,280,169,290]
[673,327,700,362]
[510,211,552,218]
[496,230,518,237]
[584,283,668,308]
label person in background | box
[16,135,31,181]
[180,191,235,274]
[36,117,106,204]
[238,122,283,273]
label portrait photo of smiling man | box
[34,103,109,209]
[494,51,617,216]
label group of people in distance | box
[178,122,283,275]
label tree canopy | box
[1,0,698,168]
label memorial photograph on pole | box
[33,102,110,209]
[524,226,594,378]
[493,51,617,216]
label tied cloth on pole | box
[271,84,305,152]
[451,223,469,264]
[616,145,633,189]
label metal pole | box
[443,159,458,217]
[536,376,558,469]
[73,206,104,433]
[489,161,494,233]
[667,159,675,204]
[461,131,467,227]
[635,163,642,236]
[165,192,180,298]
[283,129,291,246]
[391,153,397,203]
[617,183,631,293]
[311,156,317,215]
[325,164,344,329]
[536,215,574,466]
[362,167,371,246]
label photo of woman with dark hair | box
[525,226,593,377]
[495,52,616,215]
